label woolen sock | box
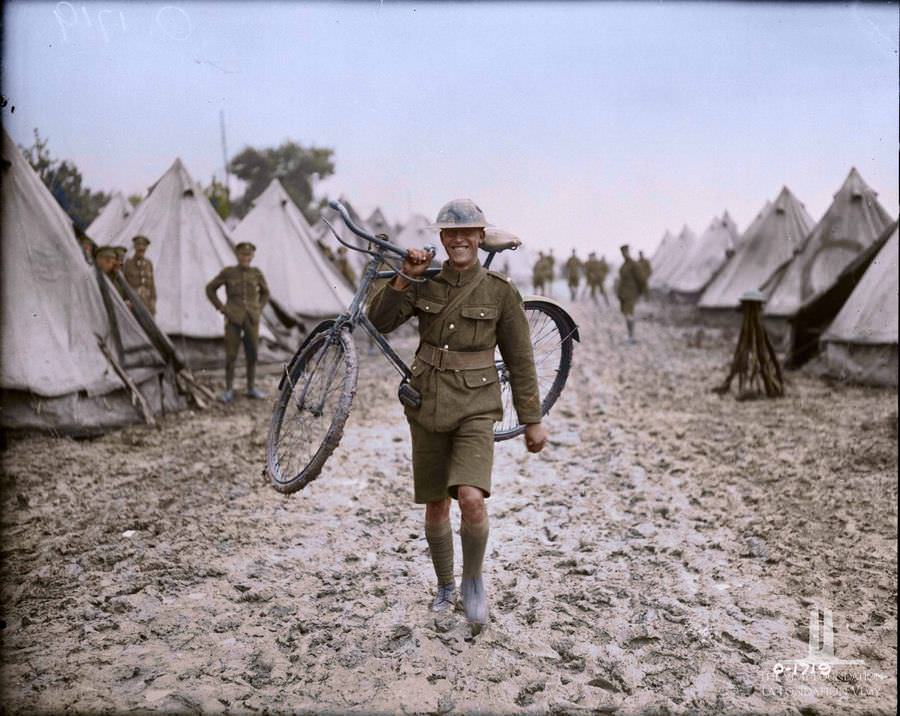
[425,520,455,586]
[460,514,490,580]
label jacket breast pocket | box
[414,297,445,339]
[460,304,499,345]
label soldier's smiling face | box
[440,228,483,270]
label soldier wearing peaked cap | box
[123,235,157,316]
[93,245,118,273]
[206,241,270,403]
[564,249,582,302]
[112,246,127,273]
[616,244,647,343]
[93,245,129,302]
[367,197,547,634]
[637,250,652,285]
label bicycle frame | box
[280,199,568,393]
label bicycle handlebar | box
[328,200,410,259]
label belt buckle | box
[436,345,447,370]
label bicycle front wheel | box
[494,299,576,441]
[266,327,358,494]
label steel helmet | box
[430,198,491,230]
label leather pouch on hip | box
[398,380,422,409]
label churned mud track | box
[1,301,896,715]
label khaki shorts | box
[619,296,636,317]
[408,416,495,504]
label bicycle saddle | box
[481,228,522,252]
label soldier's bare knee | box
[457,486,486,520]
[425,498,451,523]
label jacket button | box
[481,376,487,382]
[443,344,449,350]
[425,305,430,310]
[449,323,455,329]
[479,312,485,317]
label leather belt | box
[416,343,496,371]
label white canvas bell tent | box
[649,230,675,271]
[111,158,278,367]
[86,192,135,244]
[735,200,771,253]
[393,213,433,252]
[1,130,182,434]
[699,187,814,311]
[667,213,740,301]
[764,169,893,320]
[649,225,697,292]
[232,179,353,321]
[819,225,898,386]
[367,207,392,237]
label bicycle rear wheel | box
[266,327,358,493]
[494,299,576,441]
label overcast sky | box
[3,1,897,256]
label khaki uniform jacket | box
[205,265,270,326]
[367,261,542,433]
[616,257,647,302]
[123,256,157,314]
[564,256,582,285]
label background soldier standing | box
[546,249,556,297]
[93,246,118,277]
[113,246,127,273]
[596,254,611,306]
[123,235,157,316]
[637,250,652,285]
[583,252,600,305]
[616,244,647,343]
[367,198,548,634]
[532,251,547,295]
[564,249,582,301]
[94,245,128,303]
[205,242,270,403]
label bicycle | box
[266,201,580,494]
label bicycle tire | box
[494,299,575,441]
[266,327,358,494]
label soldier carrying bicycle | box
[367,198,549,633]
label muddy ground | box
[1,294,897,715]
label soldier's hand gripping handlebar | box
[392,246,436,290]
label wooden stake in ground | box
[96,335,158,427]
[712,290,785,400]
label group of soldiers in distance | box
[78,233,272,403]
[533,246,652,343]
[77,225,369,404]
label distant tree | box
[205,176,231,220]
[19,128,110,230]
[229,140,335,223]
[127,193,142,207]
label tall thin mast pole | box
[219,109,230,194]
